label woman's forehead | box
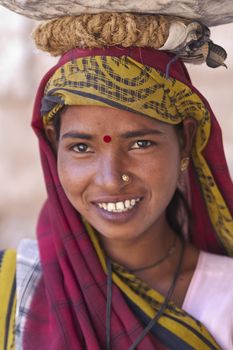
[60,105,172,134]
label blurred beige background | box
[0,7,233,249]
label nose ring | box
[122,174,130,182]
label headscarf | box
[23,47,233,349]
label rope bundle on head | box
[33,12,227,67]
[33,13,170,56]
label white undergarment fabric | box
[182,251,233,350]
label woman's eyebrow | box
[61,132,94,140]
[61,129,164,140]
[121,129,164,139]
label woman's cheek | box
[149,153,180,201]
[57,154,92,210]
[57,155,79,196]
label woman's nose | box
[94,154,129,191]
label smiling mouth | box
[96,198,141,213]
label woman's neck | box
[99,217,200,307]
[100,218,178,277]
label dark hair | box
[166,188,192,240]
[52,106,67,141]
[167,123,193,240]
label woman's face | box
[53,105,186,242]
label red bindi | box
[103,135,112,143]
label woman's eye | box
[71,143,91,153]
[131,140,153,149]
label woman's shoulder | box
[15,239,42,348]
[16,239,40,282]
[183,251,233,350]
[0,240,41,349]
[184,250,233,303]
[17,238,39,258]
[196,250,233,279]
[182,249,233,310]
[0,239,40,297]
[16,239,41,301]
[0,249,17,306]
[0,249,17,350]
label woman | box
[1,14,233,350]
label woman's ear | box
[180,118,197,157]
[45,124,58,152]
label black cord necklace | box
[106,237,185,350]
[128,235,177,273]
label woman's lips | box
[92,197,143,224]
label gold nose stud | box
[122,174,130,182]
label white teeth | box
[116,202,124,210]
[130,199,136,206]
[125,200,131,209]
[107,203,116,211]
[97,198,141,213]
